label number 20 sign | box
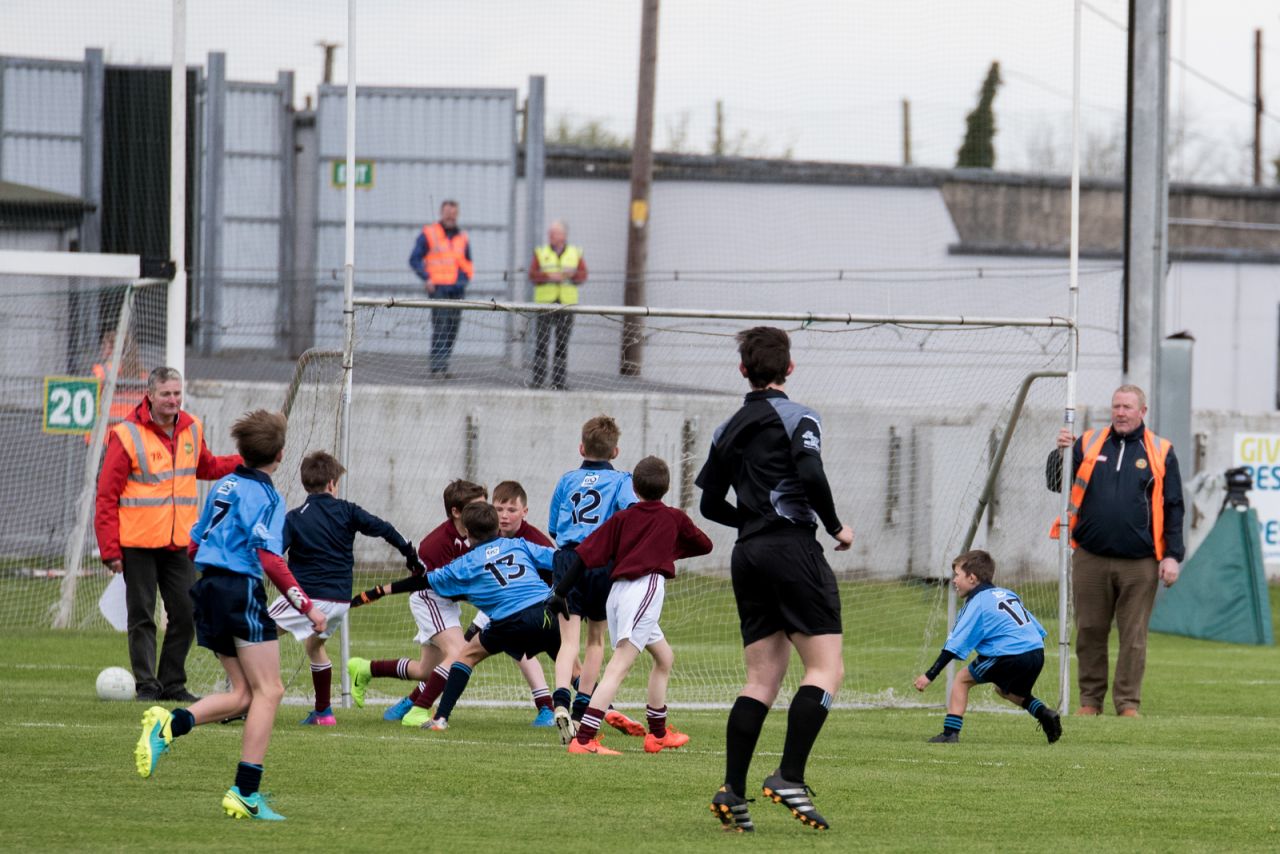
[43,376,100,435]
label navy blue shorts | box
[479,602,562,662]
[552,546,614,622]
[190,567,278,658]
[967,648,1044,698]
[730,531,842,646]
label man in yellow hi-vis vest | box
[529,221,587,390]
[1046,384,1184,718]
[94,367,241,702]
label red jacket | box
[94,399,241,562]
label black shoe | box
[710,785,755,833]
[926,731,960,743]
[161,688,201,703]
[761,771,829,830]
[1037,708,1063,744]
[135,689,161,702]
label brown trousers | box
[1072,548,1159,713]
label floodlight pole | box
[168,0,187,374]
[337,0,358,710]
[1055,0,1085,715]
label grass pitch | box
[4,591,1280,852]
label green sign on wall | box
[331,160,375,188]
[43,376,100,435]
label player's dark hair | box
[300,451,346,493]
[443,479,488,516]
[581,415,621,460]
[492,480,527,505]
[736,326,791,389]
[231,409,287,469]
[953,549,996,583]
[461,501,499,543]
[632,456,670,501]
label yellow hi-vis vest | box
[533,244,584,305]
[113,418,203,549]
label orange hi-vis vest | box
[112,417,203,549]
[422,222,474,286]
[1050,426,1173,560]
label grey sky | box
[4,0,1279,179]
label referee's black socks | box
[779,684,832,783]
[724,695,770,798]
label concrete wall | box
[185,378,1265,581]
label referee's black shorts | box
[479,602,562,662]
[967,648,1044,698]
[731,529,842,646]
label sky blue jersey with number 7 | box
[547,460,637,548]
[427,537,555,621]
[944,584,1047,660]
[189,466,285,578]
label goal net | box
[0,269,167,631]
[257,284,1089,712]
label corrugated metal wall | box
[0,56,85,197]
[314,84,518,354]
[197,53,293,353]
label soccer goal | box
[0,250,168,631]
[266,291,1081,712]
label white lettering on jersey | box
[216,480,235,495]
[252,522,271,540]
[485,545,500,559]
[582,474,600,487]
[801,429,821,452]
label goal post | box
[279,296,1078,711]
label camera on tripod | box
[1222,466,1253,512]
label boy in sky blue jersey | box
[547,414,639,743]
[351,501,561,731]
[914,549,1062,744]
[133,410,327,822]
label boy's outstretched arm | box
[258,548,326,634]
[914,650,959,691]
[350,572,432,607]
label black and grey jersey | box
[696,388,842,541]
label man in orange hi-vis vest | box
[1046,384,1184,718]
[409,199,473,377]
[94,367,241,702]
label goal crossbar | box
[352,297,1074,329]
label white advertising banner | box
[1232,433,1280,564]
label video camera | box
[1222,466,1252,512]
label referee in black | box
[698,326,852,833]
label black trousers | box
[122,546,197,695]
[532,312,574,389]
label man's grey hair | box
[1114,384,1147,409]
[147,366,183,395]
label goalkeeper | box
[351,501,562,731]
[267,451,424,727]
[913,549,1062,745]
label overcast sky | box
[4,1,1279,179]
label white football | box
[96,666,136,701]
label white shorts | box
[471,610,491,631]
[410,588,462,644]
[266,597,349,641]
[606,574,666,652]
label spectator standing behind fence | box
[409,199,473,377]
[529,220,588,390]
[1046,384,1184,718]
[94,366,242,702]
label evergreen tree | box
[956,62,1002,169]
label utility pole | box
[714,99,724,155]
[1254,28,1263,187]
[902,98,913,166]
[621,0,659,377]
[318,41,340,85]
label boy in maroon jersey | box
[550,456,713,755]
[347,480,486,725]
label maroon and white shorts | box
[606,574,665,651]
[410,588,462,644]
